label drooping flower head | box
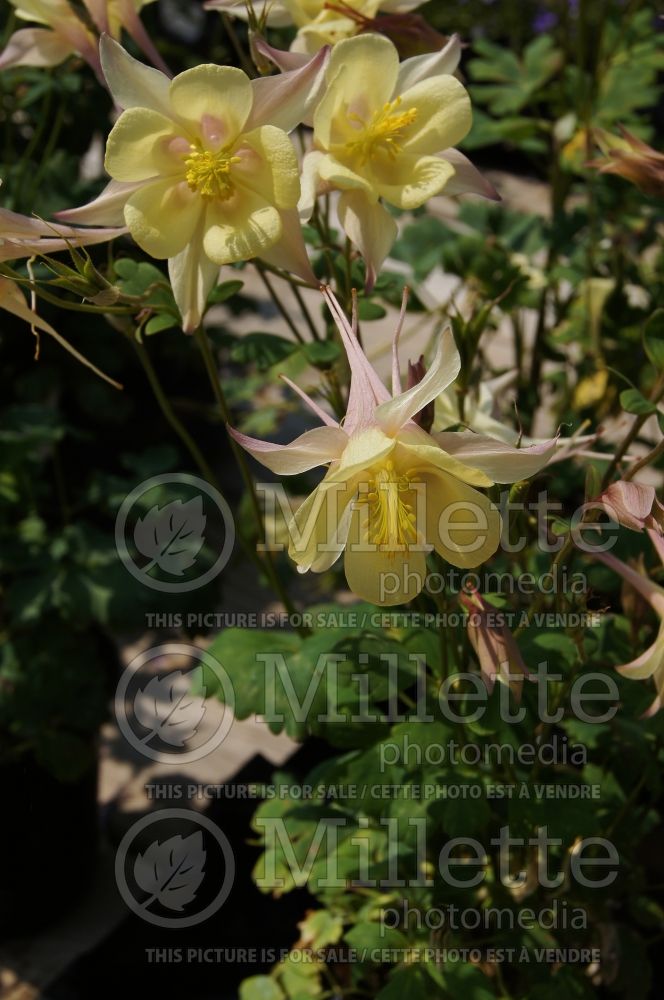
[299,33,498,287]
[57,37,327,331]
[588,127,664,199]
[230,288,554,605]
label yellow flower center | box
[360,461,419,550]
[345,97,418,164]
[184,146,240,200]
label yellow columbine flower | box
[300,33,497,286]
[58,37,326,331]
[205,0,426,53]
[229,288,554,606]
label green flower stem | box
[194,326,303,625]
[219,13,256,79]
[254,264,306,344]
[27,96,66,207]
[291,281,322,341]
[623,436,664,483]
[601,371,664,489]
[129,335,220,489]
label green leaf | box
[376,966,431,1000]
[620,388,656,415]
[298,909,344,948]
[207,279,244,305]
[357,300,387,321]
[440,960,495,999]
[430,778,491,837]
[344,922,408,953]
[240,976,285,1000]
[202,628,301,717]
[230,333,298,370]
[302,340,340,368]
[144,313,178,335]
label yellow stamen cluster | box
[361,461,418,551]
[346,97,418,164]
[184,147,240,200]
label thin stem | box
[194,326,304,625]
[219,12,255,77]
[601,372,664,488]
[291,282,321,341]
[130,335,220,488]
[623,437,664,483]
[255,264,306,344]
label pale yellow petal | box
[259,208,316,284]
[395,35,462,93]
[105,107,182,182]
[298,149,325,221]
[337,192,397,290]
[234,126,300,210]
[371,153,455,209]
[317,154,375,199]
[0,26,72,69]
[288,471,359,572]
[169,64,252,143]
[168,215,220,332]
[314,34,399,150]
[398,75,472,155]
[124,179,203,258]
[100,34,171,114]
[229,425,348,474]
[421,468,501,568]
[336,426,395,476]
[375,328,460,434]
[203,190,282,265]
[616,635,663,681]
[344,502,428,606]
[395,429,494,488]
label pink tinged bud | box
[594,480,664,534]
[406,355,434,432]
[459,589,529,703]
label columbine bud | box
[407,355,434,432]
[588,127,664,198]
[459,588,529,703]
[594,480,664,534]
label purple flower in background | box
[533,0,580,33]
[534,9,557,31]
